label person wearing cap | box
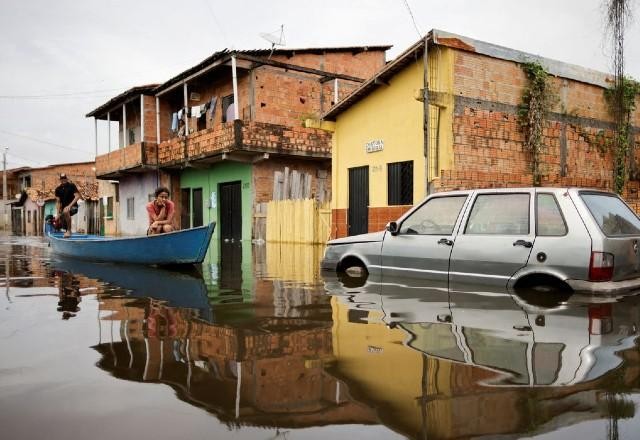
[54,173,81,238]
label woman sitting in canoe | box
[147,187,175,235]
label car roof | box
[429,187,615,197]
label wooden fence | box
[266,199,330,244]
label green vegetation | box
[518,62,556,186]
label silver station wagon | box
[321,188,640,294]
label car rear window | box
[580,193,640,236]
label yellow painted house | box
[323,33,455,238]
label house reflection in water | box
[93,294,377,429]
[326,275,640,439]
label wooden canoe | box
[47,222,215,265]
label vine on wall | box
[604,77,640,193]
[518,62,556,186]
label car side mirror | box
[386,221,399,236]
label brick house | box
[9,162,99,235]
[324,29,640,238]
[90,46,389,237]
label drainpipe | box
[334,78,339,104]
[107,112,111,153]
[231,55,239,120]
[422,37,430,196]
[140,95,145,142]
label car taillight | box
[589,251,614,282]
[588,304,613,335]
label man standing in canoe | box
[55,173,82,238]
[147,186,175,234]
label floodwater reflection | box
[324,272,640,438]
[1,234,640,439]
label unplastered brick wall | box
[23,163,97,200]
[270,50,386,82]
[253,159,331,205]
[242,122,332,157]
[437,48,640,208]
[253,50,386,127]
[142,95,157,143]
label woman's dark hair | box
[154,187,170,197]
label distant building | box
[9,162,98,235]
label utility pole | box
[2,147,8,231]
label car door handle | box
[438,238,453,246]
[513,240,533,248]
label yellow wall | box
[330,297,425,435]
[331,46,455,210]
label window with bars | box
[126,197,135,220]
[106,196,113,218]
[387,161,413,206]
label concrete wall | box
[118,173,158,236]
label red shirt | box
[146,200,175,223]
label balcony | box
[157,120,332,169]
[95,142,158,179]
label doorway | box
[219,181,242,240]
[348,166,369,236]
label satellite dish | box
[259,25,286,57]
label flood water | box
[1,233,640,440]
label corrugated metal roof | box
[86,84,159,118]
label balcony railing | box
[95,142,158,179]
[157,121,332,168]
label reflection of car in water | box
[324,273,640,386]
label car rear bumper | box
[567,278,640,294]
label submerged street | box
[1,233,640,439]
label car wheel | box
[338,264,368,288]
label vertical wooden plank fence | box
[266,199,330,243]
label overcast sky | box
[0,0,638,169]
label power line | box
[402,0,423,39]
[0,129,92,155]
[0,87,124,99]
[6,151,46,166]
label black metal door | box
[220,181,242,240]
[348,166,369,236]
[192,188,203,227]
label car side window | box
[400,196,467,235]
[536,193,567,236]
[465,193,530,235]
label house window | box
[106,196,113,218]
[387,161,413,206]
[114,183,119,203]
[222,94,234,123]
[126,197,135,220]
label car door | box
[380,194,470,287]
[448,191,536,291]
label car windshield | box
[580,193,640,236]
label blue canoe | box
[47,222,215,265]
